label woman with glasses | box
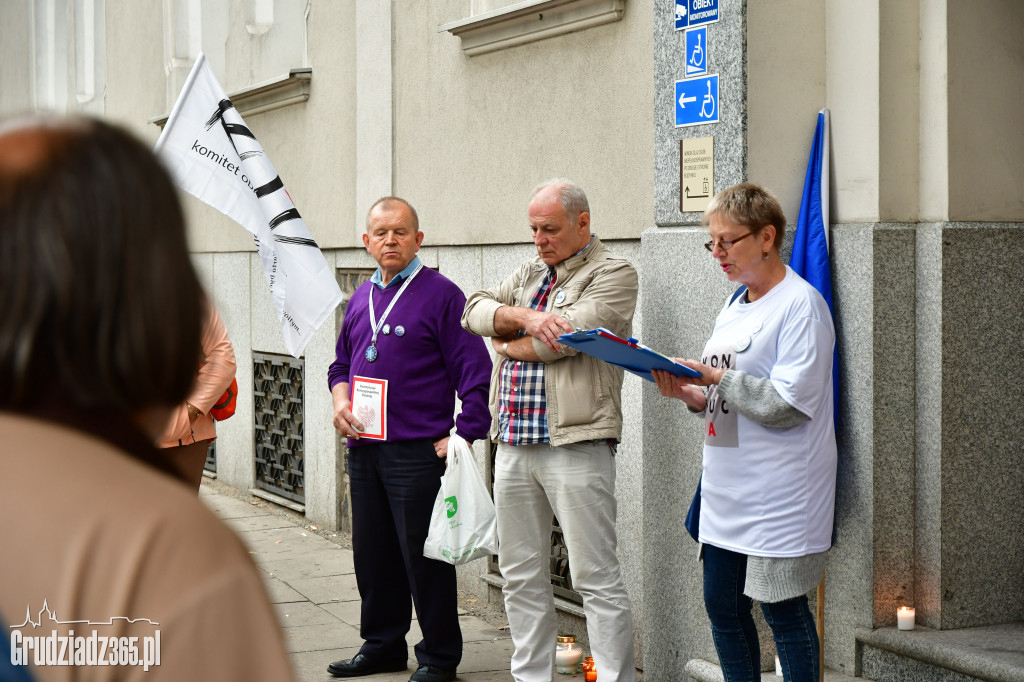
[652,182,837,682]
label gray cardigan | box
[696,369,828,603]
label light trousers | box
[495,441,636,682]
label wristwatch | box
[501,341,510,357]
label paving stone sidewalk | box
[200,485,515,682]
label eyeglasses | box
[704,231,754,253]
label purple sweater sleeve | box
[438,289,493,443]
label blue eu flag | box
[789,109,838,429]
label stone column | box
[645,1,754,679]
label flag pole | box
[152,50,342,357]
[818,574,825,682]
[154,53,206,153]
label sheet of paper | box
[350,376,387,440]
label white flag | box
[154,52,342,358]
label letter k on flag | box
[154,52,342,358]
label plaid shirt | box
[496,267,557,445]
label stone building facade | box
[2,1,1021,677]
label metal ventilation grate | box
[253,352,305,504]
[204,441,216,473]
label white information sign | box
[681,136,714,213]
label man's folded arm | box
[462,263,529,337]
[529,261,639,363]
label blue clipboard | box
[558,328,701,383]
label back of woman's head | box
[0,116,202,413]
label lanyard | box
[365,264,423,361]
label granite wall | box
[654,0,746,227]
[917,223,1024,629]
[645,0,1024,675]
[639,227,736,680]
[646,0,766,676]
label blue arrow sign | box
[685,26,707,76]
[675,74,719,127]
[675,0,720,31]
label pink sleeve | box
[159,404,193,444]
[188,302,237,415]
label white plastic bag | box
[423,435,498,564]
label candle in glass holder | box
[555,635,582,674]
[897,606,915,630]
[582,656,597,682]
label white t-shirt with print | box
[699,266,837,557]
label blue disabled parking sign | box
[685,26,707,76]
[675,0,720,31]
[675,74,719,127]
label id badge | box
[350,376,388,440]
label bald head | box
[528,179,592,266]
[530,179,590,227]
[365,196,419,233]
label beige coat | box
[0,413,295,681]
[462,236,638,446]
[158,301,236,448]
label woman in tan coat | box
[0,115,294,681]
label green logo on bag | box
[445,496,458,518]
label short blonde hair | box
[702,182,786,250]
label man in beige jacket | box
[461,179,638,682]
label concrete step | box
[856,622,1024,682]
[684,658,864,682]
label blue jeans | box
[702,544,819,682]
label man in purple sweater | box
[326,197,492,682]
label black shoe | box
[409,664,456,682]
[327,653,407,677]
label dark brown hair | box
[702,182,787,250]
[0,116,203,413]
